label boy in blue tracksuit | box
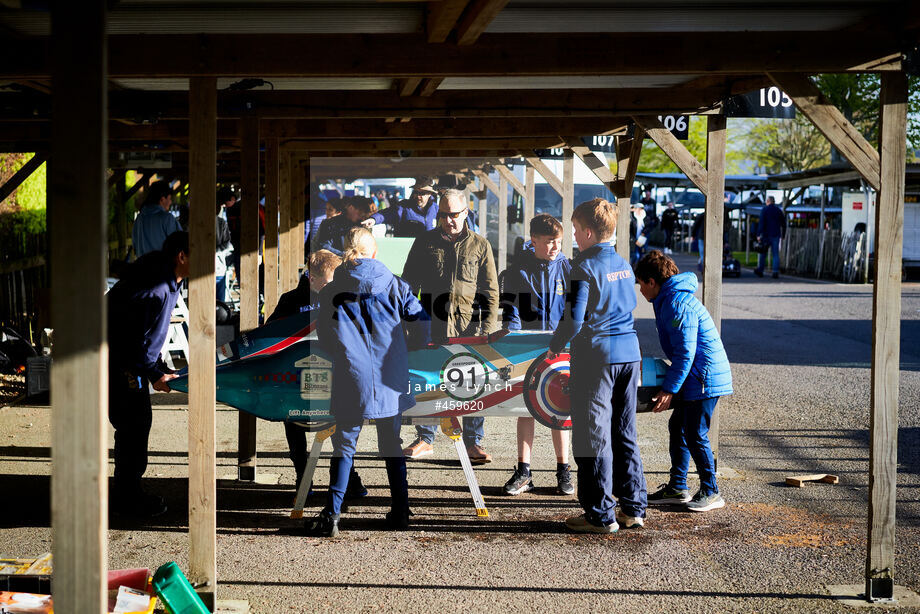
[635,250,733,512]
[500,214,574,496]
[548,199,647,533]
[306,227,429,537]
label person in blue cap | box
[305,227,429,537]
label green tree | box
[741,115,830,174]
[635,116,746,175]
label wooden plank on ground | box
[50,2,108,613]
[561,148,574,258]
[866,70,907,602]
[768,72,881,191]
[188,75,218,608]
[263,137,280,316]
[785,474,839,488]
[237,117,259,481]
[635,115,708,194]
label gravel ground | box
[2,254,919,613]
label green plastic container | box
[152,562,209,614]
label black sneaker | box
[503,467,534,495]
[556,466,575,495]
[772,272,779,279]
[754,269,764,278]
[111,491,167,519]
[647,483,691,505]
[385,508,413,531]
[345,471,368,499]
[304,512,340,537]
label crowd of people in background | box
[109,173,734,536]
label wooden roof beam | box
[768,72,881,191]
[563,136,619,197]
[455,0,510,45]
[633,115,708,194]
[522,154,563,197]
[0,32,901,79]
[494,163,525,197]
[427,0,470,43]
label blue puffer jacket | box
[652,272,733,400]
[501,241,571,331]
[317,258,428,421]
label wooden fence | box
[780,227,869,283]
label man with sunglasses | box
[400,189,499,465]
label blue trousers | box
[668,397,719,496]
[756,236,781,273]
[570,359,647,524]
[325,416,408,516]
[415,416,484,447]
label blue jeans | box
[668,397,719,496]
[415,416,484,447]
[756,236,781,273]
[325,416,408,516]
[570,358,647,524]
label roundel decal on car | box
[523,353,572,430]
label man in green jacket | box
[401,188,499,464]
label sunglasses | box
[436,210,466,220]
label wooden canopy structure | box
[0,0,915,611]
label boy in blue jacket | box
[548,199,647,533]
[500,214,574,496]
[635,250,733,512]
[306,227,429,537]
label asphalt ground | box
[2,253,919,613]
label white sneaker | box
[565,514,618,534]
[615,509,645,529]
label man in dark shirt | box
[316,197,375,255]
[107,230,189,518]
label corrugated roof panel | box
[440,75,695,89]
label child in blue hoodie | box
[548,199,647,533]
[500,214,574,496]
[306,227,428,537]
[635,250,733,512]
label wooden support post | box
[292,157,306,275]
[188,76,218,609]
[477,177,487,238]
[264,137,280,315]
[50,3,108,613]
[524,164,535,230]
[114,170,127,260]
[703,115,726,469]
[703,115,726,331]
[561,149,574,258]
[498,173,508,272]
[615,130,644,260]
[237,117,259,482]
[865,70,906,603]
[278,151,292,293]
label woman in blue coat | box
[635,250,733,513]
[306,227,428,536]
